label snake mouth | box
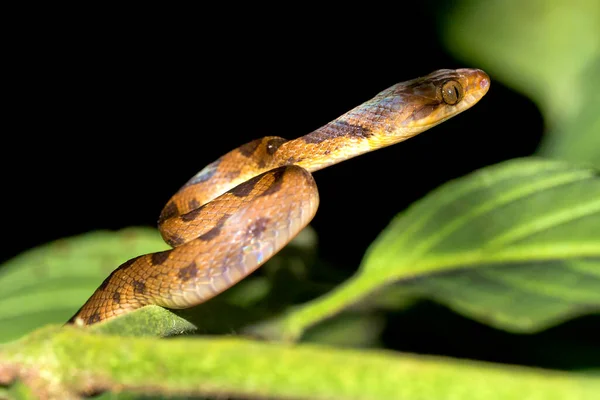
[459,68,491,105]
[463,69,491,104]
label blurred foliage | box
[441,0,600,168]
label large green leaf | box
[0,226,320,342]
[1,325,598,399]
[440,0,600,167]
[0,228,169,342]
[249,158,600,340]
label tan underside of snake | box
[69,68,490,325]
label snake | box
[68,68,490,325]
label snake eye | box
[441,80,463,105]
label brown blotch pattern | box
[259,168,286,197]
[198,214,230,241]
[238,138,262,157]
[188,198,201,210]
[303,120,372,144]
[132,280,146,294]
[112,292,121,304]
[168,233,186,246]
[302,130,329,144]
[337,120,373,138]
[159,201,180,223]
[177,261,198,282]
[246,217,270,238]
[180,206,204,222]
[87,313,101,325]
[151,251,170,266]
[408,103,438,122]
[231,176,260,198]
[266,137,287,155]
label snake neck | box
[273,68,490,173]
[273,98,414,173]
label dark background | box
[6,3,596,372]
[2,5,544,267]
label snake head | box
[379,68,490,134]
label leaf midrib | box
[387,243,600,280]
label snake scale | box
[69,68,490,325]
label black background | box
[3,5,544,266]
[4,3,596,371]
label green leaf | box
[248,158,600,340]
[537,58,600,167]
[87,305,197,337]
[0,224,321,342]
[440,0,600,167]
[0,228,169,343]
[1,325,598,399]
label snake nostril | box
[480,78,490,90]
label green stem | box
[1,325,598,399]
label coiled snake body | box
[69,69,490,325]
